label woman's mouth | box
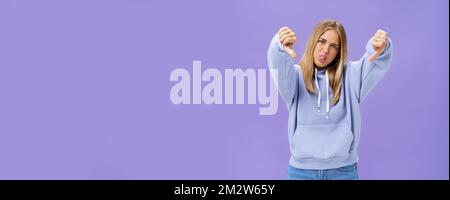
[319,55,327,63]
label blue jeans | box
[287,163,359,180]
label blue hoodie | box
[267,33,393,169]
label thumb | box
[284,44,297,59]
[369,49,382,61]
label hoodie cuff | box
[273,33,286,53]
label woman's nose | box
[322,44,329,53]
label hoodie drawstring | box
[314,68,330,118]
[314,69,321,113]
[325,70,330,118]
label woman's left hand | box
[369,29,388,61]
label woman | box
[267,19,393,180]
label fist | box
[278,27,297,59]
[369,29,389,61]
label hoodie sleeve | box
[267,33,299,108]
[349,38,393,103]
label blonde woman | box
[267,19,393,180]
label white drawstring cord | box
[314,69,321,112]
[325,70,330,119]
[314,68,330,118]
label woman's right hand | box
[278,27,297,59]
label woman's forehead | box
[320,30,340,44]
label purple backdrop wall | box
[0,0,448,180]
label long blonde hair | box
[299,19,348,105]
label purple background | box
[0,0,448,180]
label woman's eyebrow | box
[319,37,339,46]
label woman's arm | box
[349,29,394,103]
[267,27,299,108]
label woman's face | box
[313,30,340,68]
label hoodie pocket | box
[292,121,354,160]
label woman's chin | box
[314,63,327,69]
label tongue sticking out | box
[319,55,327,63]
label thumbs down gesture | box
[369,29,389,61]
